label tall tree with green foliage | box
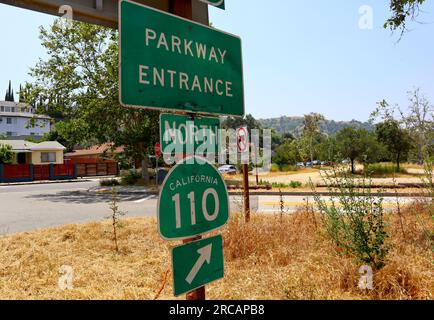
[372,89,433,164]
[336,128,380,174]
[273,140,301,166]
[0,144,13,164]
[302,113,325,162]
[376,120,412,171]
[23,20,159,182]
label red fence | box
[33,165,50,181]
[0,163,77,183]
[3,164,31,179]
[1,161,116,183]
[53,162,75,177]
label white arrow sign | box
[185,244,213,284]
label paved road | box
[0,181,419,235]
[0,180,159,235]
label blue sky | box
[1,1,434,121]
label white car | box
[296,162,305,168]
[218,165,237,175]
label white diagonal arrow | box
[185,244,213,285]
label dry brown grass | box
[0,202,432,300]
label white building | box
[0,101,51,138]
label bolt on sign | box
[119,0,244,116]
[172,235,224,296]
[158,156,229,240]
[160,113,220,158]
[199,0,225,10]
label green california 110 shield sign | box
[158,156,229,240]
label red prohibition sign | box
[237,127,248,152]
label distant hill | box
[259,116,374,136]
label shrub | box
[270,164,280,172]
[258,180,302,189]
[289,181,302,188]
[312,167,389,270]
[107,187,126,252]
[100,179,120,187]
[0,144,13,164]
[121,170,141,186]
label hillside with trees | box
[258,116,374,136]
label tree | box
[372,89,434,164]
[273,140,301,166]
[24,20,159,182]
[302,113,325,162]
[403,89,433,163]
[385,0,426,34]
[336,128,380,174]
[376,120,412,171]
[222,114,262,131]
[0,144,13,164]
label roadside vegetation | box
[100,179,120,187]
[365,163,408,177]
[99,170,149,187]
[0,200,431,299]
[0,160,432,300]
[258,180,303,189]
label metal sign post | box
[168,0,208,301]
[237,127,250,222]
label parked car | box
[320,161,333,166]
[296,162,305,168]
[342,159,351,164]
[305,161,313,167]
[312,160,321,166]
[218,165,237,175]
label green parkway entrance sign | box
[119,0,244,116]
[158,156,229,240]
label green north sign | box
[172,235,224,296]
[119,0,244,117]
[199,0,225,10]
[158,156,229,240]
[160,113,220,156]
